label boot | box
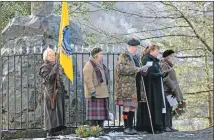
[98,120,104,128]
[90,120,98,126]
[122,112,129,134]
[98,120,107,136]
[127,111,137,135]
[47,128,58,138]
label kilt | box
[116,98,137,107]
[86,98,109,120]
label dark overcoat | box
[136,53,165,132]
[39,61,66,131]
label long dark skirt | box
[44,93,66,131]
[86,98,109,120]
[136,102,164,132]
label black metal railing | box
[0,52,128,130]
[1,52,212,131]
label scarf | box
[39,60,55,79]
[89,57,109,86]
[133,55,140,67]
[164,58,174,67]
[125,50,140,67]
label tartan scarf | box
[89,58,108,86]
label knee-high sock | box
[128,111,134,129]
[122,112,128,129]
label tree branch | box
[80,21,121,41]
[92,34,196,45]
[87,2,182,19]
[184,90,213,95]
[117,26,190,35]
[161,2,214,55]
[175,55,206,58]
[176,48,206,52]
[70,2,86,13]
[140,34,196,40]
[112,7,183,19]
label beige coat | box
[83,60,109,99]
[115,50,146,100]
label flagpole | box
[57,2,74,83]
[51,46,60,110]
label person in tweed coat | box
[160,50,185,132]
[83,47,109,130]
[115,38,147,135]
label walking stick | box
[141,75,154,135]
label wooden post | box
[205,52,212,126]
[0,1,3,139]
[203,4,212,126]
[207,92,212,125]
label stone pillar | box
[31,2,54,16]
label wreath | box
[172,101,186,118]
[75,125,103,138]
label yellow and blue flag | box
[58,2,74,83]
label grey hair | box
[43,48,54,61]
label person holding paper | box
[136,44,166,134]
[115,38,148,135]
[160,50,185,132]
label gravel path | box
[13,127,213,140]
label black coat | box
[136,53,165,132]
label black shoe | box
[124,128,136,135]
[130,129,138,135]
[90,120,98,126]
[154,130,163,134]
[46,128,58,138]
[164,127,174,132]
[98,120,104,128]
[100,131,107,136]
[46,132,59,138]
[124,128,129,134]
[46,133,51,138]
[170,127,178,132]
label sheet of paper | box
[166,95,178,106]
[141,61,153,69]
[146,61,153,66]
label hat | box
[162,50,175,58]
[91,47,102,58]
[127,37,140,46]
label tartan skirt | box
[116,98,138,107]
[86,98,109,120]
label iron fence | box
[0,52,212,131]
[0,52,133,130]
